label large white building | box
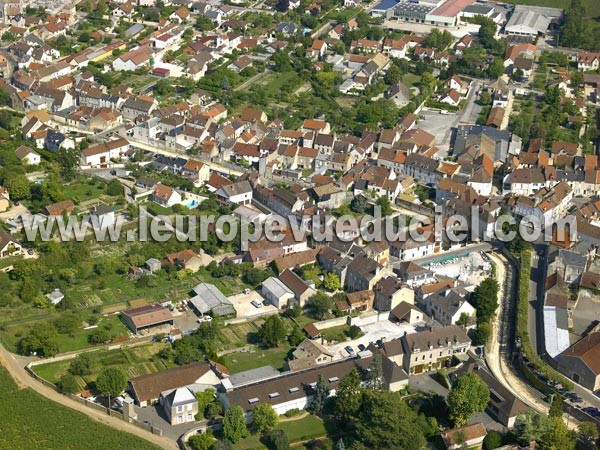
[504,5,563,37]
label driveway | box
[416,80,481,155]
[328,319,418,360]
[0,203,30,222]
[409,373,449,397]
[134,403,203,441]
[228,290,278,320]
[173,310,201,334]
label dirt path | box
[0,344,178,450]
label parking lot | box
[328,319,419,360]
[228,290,279,320]
[173,310,201,334]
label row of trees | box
[468,277,499,346]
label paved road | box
[485,251,549,414]
[0,343,178,450]
[126,138,244,177]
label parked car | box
[345,345,355,355]
[357,344,366,352]
[251,300,263,308]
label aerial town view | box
[1,0,600,448]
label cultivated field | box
[0,364,160,450]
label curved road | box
[0,344,178,450]
[486,252,549,413]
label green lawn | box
[220,345,291,373]
[233,415,328,450]
[320,324,351,344]
[402,73,421,87]
[63,180,109,204]
[0,314,129,354]
[0,364,160,450]
[218,319,264,350]
[258,71,300,96]
[33,342,175,392]
[0,268,255,355]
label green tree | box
[106,179,124,196]
[350,195,368,214]
[355,390,426,450]
[334,369,362,419]
[306,292,332,320]
[540,417,575,450]
[576,422,599,450]
[56,148,80,181]
[53,312,81,335]
[308,374,329,414]
[287,326,305,347]
[258,315,287,348]
[5,174,30,200]
[479,91,492,106]
[195,16,214,31]
[223,405,248,443]
[549,394,564,418]
[69,352,94,376]
[205,401,222,420]
[376,196,393,216]
[366,353,383,390]
[470,278,499,323]
[196,388,216,415]
[88,327,112,344]
[476,16,498,50]
[58,373,81,393]
[487,58,504,79]
[483,430,503,450]
[447,372,490,426]
[188,433,215,450]
[384,64,402,85]
[348,325,361,339]
[323,272,341,291]
[17,323,60,357]
[268,429,290,450]
[95,367,127,397]
[469,322,492,346]
[253,403,278,433]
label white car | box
[251,300,263,308]
[197,315,213,323]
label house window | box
[176,406,183,413]
[187,413,193,421]
[177,416,183,423]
